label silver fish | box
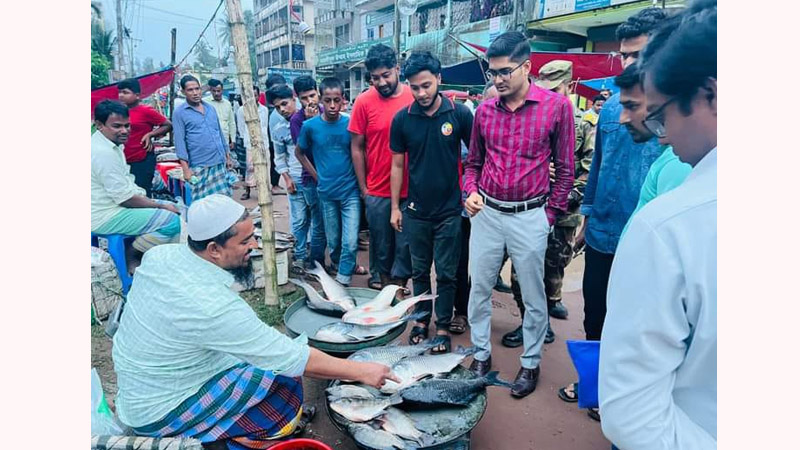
[343,293,437,326]
[349,336,448,367]
[381,347,479,394]
[398,371,512,406]
[330,394,403,422]
[314,312,427,343]
[289,278,348,315]
[347,423,410,450]
[326,384,376,401]
[342,285,403,320]
[379,407,435,447]
[306,261,356,310]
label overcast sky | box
[98,0,253,68]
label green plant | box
[92,50,111,89]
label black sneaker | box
[501,326,523,348]
[548,300,569,320]
[545,322,555,344]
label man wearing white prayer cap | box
[112,194,399,448]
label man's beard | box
[377,81,398,98]
[228,258,255,287]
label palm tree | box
[92,23,115,62]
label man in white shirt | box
[235,85,270,200]
[207,78,236,151]
[599,2,717,448]
[91,100,181,271]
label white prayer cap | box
[187,194,246,241]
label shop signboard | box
[539,0,641,19]
[266,67,314,85]
[317,37,393,66]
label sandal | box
[408,325,429,345]
[449,315,468,335]
[354,265,369,275]
[587,407,600,422]
[368,279,382,290]
[558,382,579,403]
[289,405,317,437]
[430,334,451,354]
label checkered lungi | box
[132,363,304,450]
[192,163,234,200]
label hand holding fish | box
[357,362,401,389]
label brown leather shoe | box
[510,366,540,398]
[469,356,491,377]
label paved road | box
[239,184,610,450]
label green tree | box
[193,39,218,70]
[91,23,115,62]
[92,50,111,89]
[218,9,258,82]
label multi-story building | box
[253,0,317,86]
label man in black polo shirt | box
[389,51,473,354]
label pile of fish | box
[289,263,437,343]
[327,342,512,449]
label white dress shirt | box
[599,148,717,450]
[235,103,270,149]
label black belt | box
[481,192,548,214]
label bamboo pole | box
[226,0,279,305]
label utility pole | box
[287,0,294,68]
[169,28,177,146]
[226,0,280,306]
[393,0,401,55]
[116,0,125,77]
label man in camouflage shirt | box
[502,61,591,347]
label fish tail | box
[484,371,514,388]
[414,293,438,303]
[388,394,403,406]
[455,345,479,356]
[403,311,429,323]
[288,278,310,289]
[421,335,448,349]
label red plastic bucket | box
[267,438,333,450]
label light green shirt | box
[112,244,310,428]
[91,131,146,230]
[208,97,236,145]
[622,146,693,236]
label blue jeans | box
[288,180,326,265]
[320,194,361,284]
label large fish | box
[289,278,349,316]
[381,347,479,394]
[326,384,376,402]
[329,394,403,422]
[342,285,403,320]
[343,293,437,326]
[306,261,356,310]
[378,407,435,447]
[314,312,427,343]
[398,371,512,406]
[347,423,410,450]
[349,336,448,367]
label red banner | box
[91,68,176,119]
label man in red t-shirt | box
[349,44,414,291]
[118,78,172,196]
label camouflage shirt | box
[554,104,594,227]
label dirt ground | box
[91,183,610,449]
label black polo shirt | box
[390,95,473,220]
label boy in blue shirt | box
[296,78,361,285]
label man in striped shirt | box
[464,31,575,398]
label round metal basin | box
[284,287,408,357]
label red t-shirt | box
[124,104,168,163]
[348,85,414,198]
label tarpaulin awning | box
[441,42,623,98]
[91,67,175,118]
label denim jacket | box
[581,93,664,254]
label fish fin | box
[388,393,403,406]
[414,293,438,303]
[484,371,514,388]
[455,345,479,356]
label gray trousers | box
[364,195,412,280]
[467,201,550,369]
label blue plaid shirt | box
[581,93,665,254]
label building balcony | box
[354,0,393,13]
[315,9,354,27]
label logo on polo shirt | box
[441,122,453,136]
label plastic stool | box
[91,233,134,295]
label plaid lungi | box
[192,163,234,200]
[132,363,304,450]
[93,203,181,253]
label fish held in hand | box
[381,346,479,394]
[289,278,349,315]
[344,293,437,326]
[330,394,403,422]
[347,422,410,450]
[306,261,356,310]
[349,336,448,367]
[398,371,512,406]
[378,407,435,447]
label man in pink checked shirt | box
[463,31,575,399]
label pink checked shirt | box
[463,82,575,224]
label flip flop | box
[587,407,600,422]
[430,334,451,354]
[368,279,382,290]
[408,325,429,345]
[449,315,468,335]
[558,382,579,403]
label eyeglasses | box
[485,61,527,81]
[642,97,679,138]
